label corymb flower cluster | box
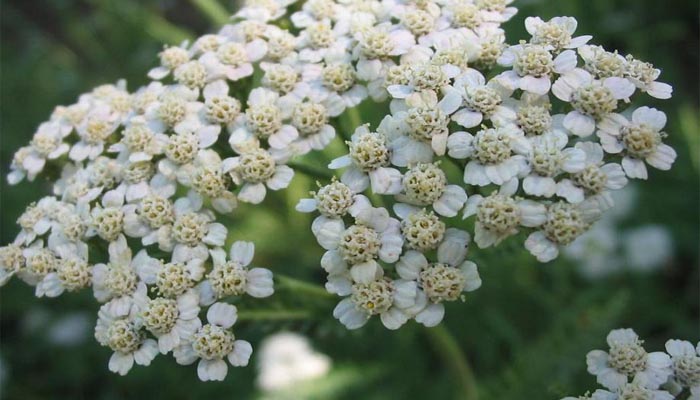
[562,329,700,399]
[1,0,677,381]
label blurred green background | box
[0,0,698,399]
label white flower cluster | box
[284,2,675,328]
[562,328,700,400]
[1,0,679,376]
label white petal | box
[108,352,134,376]
[369,168,402,195]
[396,250,428,280]
[230,241,255,266]
[433,185,467,217]
[206,302,238,328]
[415,303,445,327]
[333,298,368,329]
[197,358,228,381]
[563,111,595,137]
[350,261,383,284]
[245,268,274,298]
[238,182,267,204]
[228,340,253,366]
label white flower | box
[92,235,157,308]
[564,220,622,279]
[478,0,518,19]
[256,332,331,391]
[572,380,675,400]
[290,0,339,28]
[296,20,353,63]
[556,142,628,208]
[463,181,547,248]
[623,225,673,272]
[224,145,294,204]
[597,107,677,179]
[295,179,362,219]
[139,290,202,354]
[578,45,627,79]
[553,69,636,137]
[178,150,238,213]
[199,38,267,82]
[353,23,415,61]
[586,328,672,390]
[173,302,253,381]
[148,42,191,80]
[395,250,481,327]
[94,300,159,376]
[237,0,293,22]
[139,248,208,300]
[383,90,459,166]
[109,120,167,163]
[282,98,337,156]
[449,124,531,187]
[524,16,592,52]
[198,241,274,304]
[329,125,402,195]
[524,199,601,262]
[451,69,515,128]
[303,62,368,114]
[0,244,25,286]
[396,163,467,217]
[332,277,419,330]
[392,205,464,253]
[496,44,577,95]
[229,87,299,151]
[14,197,56,245]
[522,131,586,198]
[624,55,673,100]
[122,190,176,251]
[33,243,92,297]
[386,62,460,103]
[69,104,120,161]
[17,122,72,181]
[313,200,403,265]
[168,192,228,251]
[665,339,700,395]
[145,85,209,137]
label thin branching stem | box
[237,309,313,321]
[288,160,336,181]
[425,325,479,400]
[276,274,335,299]
[188,0,230,27]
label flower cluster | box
[292,2,675,328]
[562,328,699,400]
[1,0,678,380]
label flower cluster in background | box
[563,186,674,279]
[0,0,679,381]
[256,332,331,392]
[562,328,700,400]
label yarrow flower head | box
[586,328,672,391]
[1,0,681,381]
[564,329,694,400]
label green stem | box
[276,274,335,299]
[345,106,363,130]
[425,325,478,400]
[675,389,690,400]
[288,160,335,181]
[188,0,230,27]
[237,309,313,321]
[141,9,193,43]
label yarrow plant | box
[1,0,679,381]
[562,328,700,400]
